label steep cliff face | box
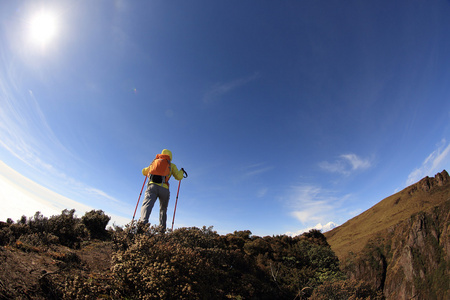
[330,171,450,299]
[383,200,449,299]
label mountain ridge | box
[325,170,449,260]
[325,170,450,299]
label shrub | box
[28,211,49,233]
[110,227,344,299]
[63,274,113,300]
[0,220,29,246]
[18,232,59,248]
[0,210,89,248]
[112,226,217,299]
[310,279,384,300]
[47,209,87,248]
[81,209,111,240]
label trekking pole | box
[131,175,148,225]
[171,169,188,231]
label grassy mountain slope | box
[325,170,450,260]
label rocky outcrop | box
[341,171,450,300]
[385,202,449,299]
[345,199,450,300]
[346,247,387,291]
[408,170,449,195]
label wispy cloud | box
[234,163,273,198]
[203,72,260,103]
[286,221,338,237]
[0,63,123,214]
[242,162,273,177]
[0,64,72,173]
[257,187,268,198]
[319,153,372,175]
[84,187,121,203]
[286,184,347,224]
[0,161,129,226]
[406,139,450,185]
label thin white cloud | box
[406,139,450,185]
[257,187,268,198]
[0,160,91,220]
[84,187,121,203]
[318,160,346,174]
[243,163,273,177]
[233,163,273,197]
[0,67,123,215]
[319,153,372,175]
[286,221,338,237]
[292,210,323,224]
[0,65,74,174]
[341,154,371,170]
[286,184,345,224]
[203,72,260,103]
[0,161,129,226]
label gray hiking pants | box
[139,183,170,230]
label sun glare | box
[29,10,58,46]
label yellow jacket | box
[142,149,184,189]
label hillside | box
[325,170,450,259]
[325,170,450,299]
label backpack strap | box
[164,159,172,185]
[147,158,156,177]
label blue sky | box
[1,0,449,236]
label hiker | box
[139,149,186,230]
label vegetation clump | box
[0,209,111,249]
[111,225,358,299]
[310,279,384,300]
[81,209,111,240]
[0,210,381,299]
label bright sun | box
[29,10,58,46]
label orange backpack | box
[148,154,171,184]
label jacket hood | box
[161,149,172,160]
